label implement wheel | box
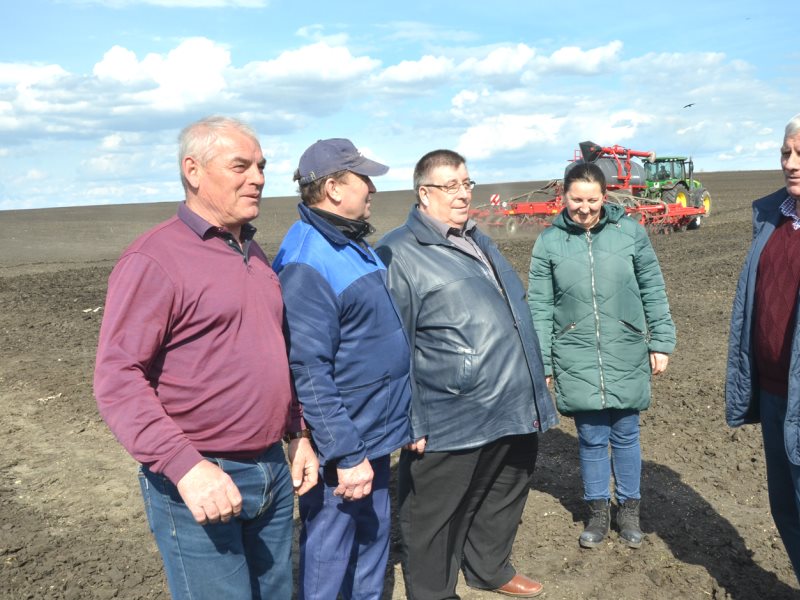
[505,217,520,235]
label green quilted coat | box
[527,202,676,415]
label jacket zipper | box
[586,231,607,408]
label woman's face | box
[565,180,605,230]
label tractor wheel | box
[687,189,711,230]
[661,184,689,206]
[505,217,519,235]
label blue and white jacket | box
[273,203,412,467]
[726,187,800,465]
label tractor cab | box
[644,157,691,185]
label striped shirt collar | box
[779,194,800,230]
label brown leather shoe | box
[492,573,544,597]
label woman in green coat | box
[527,162,676,549]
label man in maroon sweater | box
[727,113,800,583]
[94,116,318,599]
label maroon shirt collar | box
[177,202,257,241]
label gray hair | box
[178,116,260,191]
[786,114,800,139]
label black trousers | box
[398,433,539,600]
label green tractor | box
[642,156,711,229]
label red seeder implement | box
[470,141,711,234]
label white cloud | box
[755,140,778,152]
[82,154,125,175]
[374,55,454,85]
[93,38,232,111]
[456,114,567,159]
[380,21,480,45]
[101,134,124,150]
[569,110,653,144]
[295,25,349,46]
[0,63,68,86]
[452,89,483,109]
[240,41,379,83]
[93,46,151,84]
[459,44,535,78]
[537,40,624,75]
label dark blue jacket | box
[376,207,557,452]
[273,204,412,467]
[726,187,800,465]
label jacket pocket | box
[619,319,649,340]
[339,376,391,443]
[418,345,479,396]
[456,346,477,393]
[553,322,576,341]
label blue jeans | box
[138,443,294,600]
[574,409,641,502]
[760,389,800,582]
[299,454,391,600]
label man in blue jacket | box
[273,138,412,600]
[376,149,557,599]
[726,113,800,583]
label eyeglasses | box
[420,180,476,195]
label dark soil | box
[1,170,797,599]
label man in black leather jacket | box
[375,149,557,599]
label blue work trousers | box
[298,454,391,600]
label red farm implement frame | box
[470,141,711,235]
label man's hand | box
[404,437,427,455]
[176,460,242,525]
[288,437,319,496]
[334,458,373,501]
[650,352,669,375]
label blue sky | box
[0,0,797,210]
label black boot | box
[579,499,610,548]
[617,499,643,548]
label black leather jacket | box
[375,207,557,451]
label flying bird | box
[683,103,696,108]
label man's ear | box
[183,156,202,189]
[325,177,342,203]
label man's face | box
[782,132,800,201]
[336,171,376,220]
[190,128,266,229]
[418,163,472,229]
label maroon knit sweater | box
[754,217,800,396]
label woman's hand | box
[649,352,669,375]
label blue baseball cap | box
[296,138,389,185]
